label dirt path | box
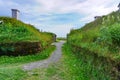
[23,41,65,71]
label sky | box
[0,0,119,37]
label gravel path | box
[23,41,65,71]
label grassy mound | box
[67,11,120,79]
[0,17,56,55]
[0,45,56,80]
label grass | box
[0,16,56,80]
[57,37,66,42]
[67,11,120,79]
[0,45,56,65]
[0,67,26,80]
[61,43,111,80]
[23,43,111,80]
[0,17,55,47]
[0,45,56,80]
[67,11,120,71]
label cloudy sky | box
[0,0,119,37]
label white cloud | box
[42,24,74,37]
[33,23,73,37]
[35,0,83,13]
[0,0,119,37]
[72,0,119,23]
[24,0,119,23]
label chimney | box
[94,16,101,20]
[11,9,20,19]
[118,3,120,11]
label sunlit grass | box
[0,17,55,47]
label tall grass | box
[67,11,120,61]
[67,11,120,79]
[61,43,111,80]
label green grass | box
[0,17,55,47]
[0,45,56,80]
[67,11,120,63]
[61,43,111,80]
[22,43,111,80]
[0,67,26,80]
[67,11,120,79]
[57,37,66,41]
[0,45,56,65]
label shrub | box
[96,27,112,46]
[109,23,120,46]
[96,23,120,47]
